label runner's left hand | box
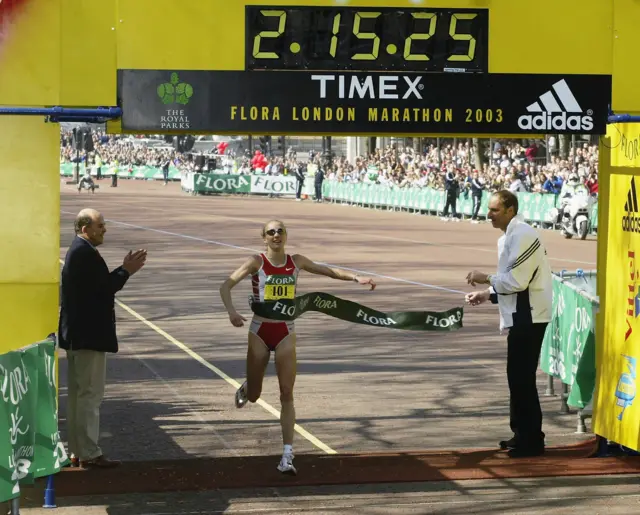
[356,276,376,291]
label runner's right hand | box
[229,312,247,327]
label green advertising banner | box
[0,352,20,502]
[192,173,251,194]
[14,346,38,486]
[34,340,69,478]
[540,278,596,409]
[0,347,37,501]
[188,173,300,196]
[0,338,69,503]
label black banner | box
[249,292,464,331]
[118,70,611,135]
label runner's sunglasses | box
[265,228,286,236]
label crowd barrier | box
[1,336,69,511]
[180,174,599,232]
[540,271,597,432]
[321,181,599,232]
[63,166,600,233]
[59,163,182,181]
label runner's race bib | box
[263,275,296,301]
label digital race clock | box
[245,6,488,72]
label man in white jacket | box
[465,190,553,458]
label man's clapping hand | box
[123,249,147,275]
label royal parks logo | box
[156,72,193,130]
[157,72,193,105]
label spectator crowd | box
[60,129,599,198]
[318,140,599,197]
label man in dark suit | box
[58,208,147,468]
[314,161,325,203]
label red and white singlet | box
[249,254,299,351]
[251,254,299,304]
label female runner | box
[219,220,376,475]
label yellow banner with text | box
[594,172,640,450]
[607,124,640,169]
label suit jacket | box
[58,236,130,353]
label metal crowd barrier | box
[541,269,598,435]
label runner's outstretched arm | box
[293,255,376,291]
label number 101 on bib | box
[246,6,488,73]
[264,275,296,301]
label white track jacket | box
[488,215,553,331]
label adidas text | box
[517,112,594,131]
[622,215,640,233]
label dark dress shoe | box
[507,445,545,458]
[80,455,121,469]
[500,431,546,451]
[499,437,518,450]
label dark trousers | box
[443,193,457,217]
[315,182,323,201]
[296,180,304,199]
[507,322,547,446]
[472,194,482,219]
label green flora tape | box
[250,292,463,331]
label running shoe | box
[277,453,297,475]
[235,381,248,408]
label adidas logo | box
[625,177,638,212]
[518,79,594,131]
[622,177,640,233]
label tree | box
[473,138,486,170]
[559,134,570,160]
